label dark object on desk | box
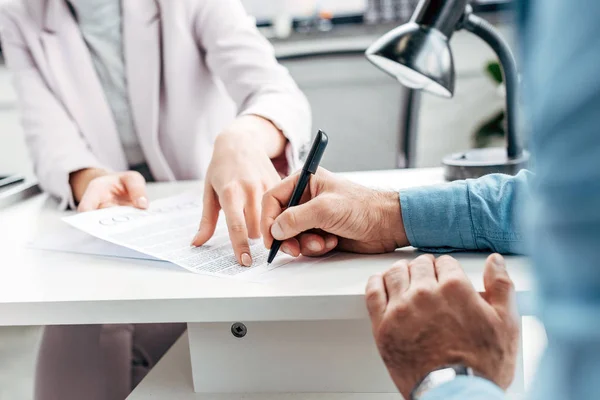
[0,180,40,209]
[365,0,529,180]
[267,130,329,264]
[0,174,25,190]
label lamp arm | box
[462,13,523,159]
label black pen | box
[267,130,329,264]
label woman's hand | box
[191,115,285,266]
[70,168,149,212]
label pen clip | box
[303,130,329,174]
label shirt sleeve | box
[421,376,506,400]
[399,170,531,254]
[191,0,311,172]
[0,6,107,210]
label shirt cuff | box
[45,156,106,211]
[240,96,311,175]
[400,181,477,251]
[421,376,505,400]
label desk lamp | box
[366,0,529,180]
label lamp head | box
[365,0,469,98]
[366,23,454,97]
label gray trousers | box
[35,323,186,400]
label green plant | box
[473,61,505,148]
[486,61,503,85]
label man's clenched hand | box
[366,254,520,398]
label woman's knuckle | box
[250,180,264,191]
[237,178,256,189]
[200,214,213,226]
[124,170,143,181]
[222,183,240,199]
[229,223,246,234]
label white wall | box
[279,25,513,171]
[241,0,367,20]
[415,26,510,168]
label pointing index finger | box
[221,192,252,267]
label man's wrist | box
[377,191,409,248]
[410,365,475,400]
[69,168,108,203]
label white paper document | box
[32,224,160,261]
[62,192,297,280]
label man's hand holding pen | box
[260,167,409,257]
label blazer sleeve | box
[191,0,311,172]
[0,7,105,209]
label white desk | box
[128,318,547,400]
[0,168,534,397]
[128,331,404,400]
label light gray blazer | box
[0,0,311,208]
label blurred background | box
[1,0,515,176]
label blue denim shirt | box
[400,171,530,255]
[403,0,600,399]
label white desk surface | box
[0,168,532,326]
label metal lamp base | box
[443,147,530,181]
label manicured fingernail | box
[281,244,292,256]
[241,253,252,267]
[325,237,336,249]
[271,222,284,240]
[136,197,148,209]
[307,240,322,252]
[492,254,505,269]
[190,232,201,246]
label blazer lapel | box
[39,0,128,170]
[123,0,174,180]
